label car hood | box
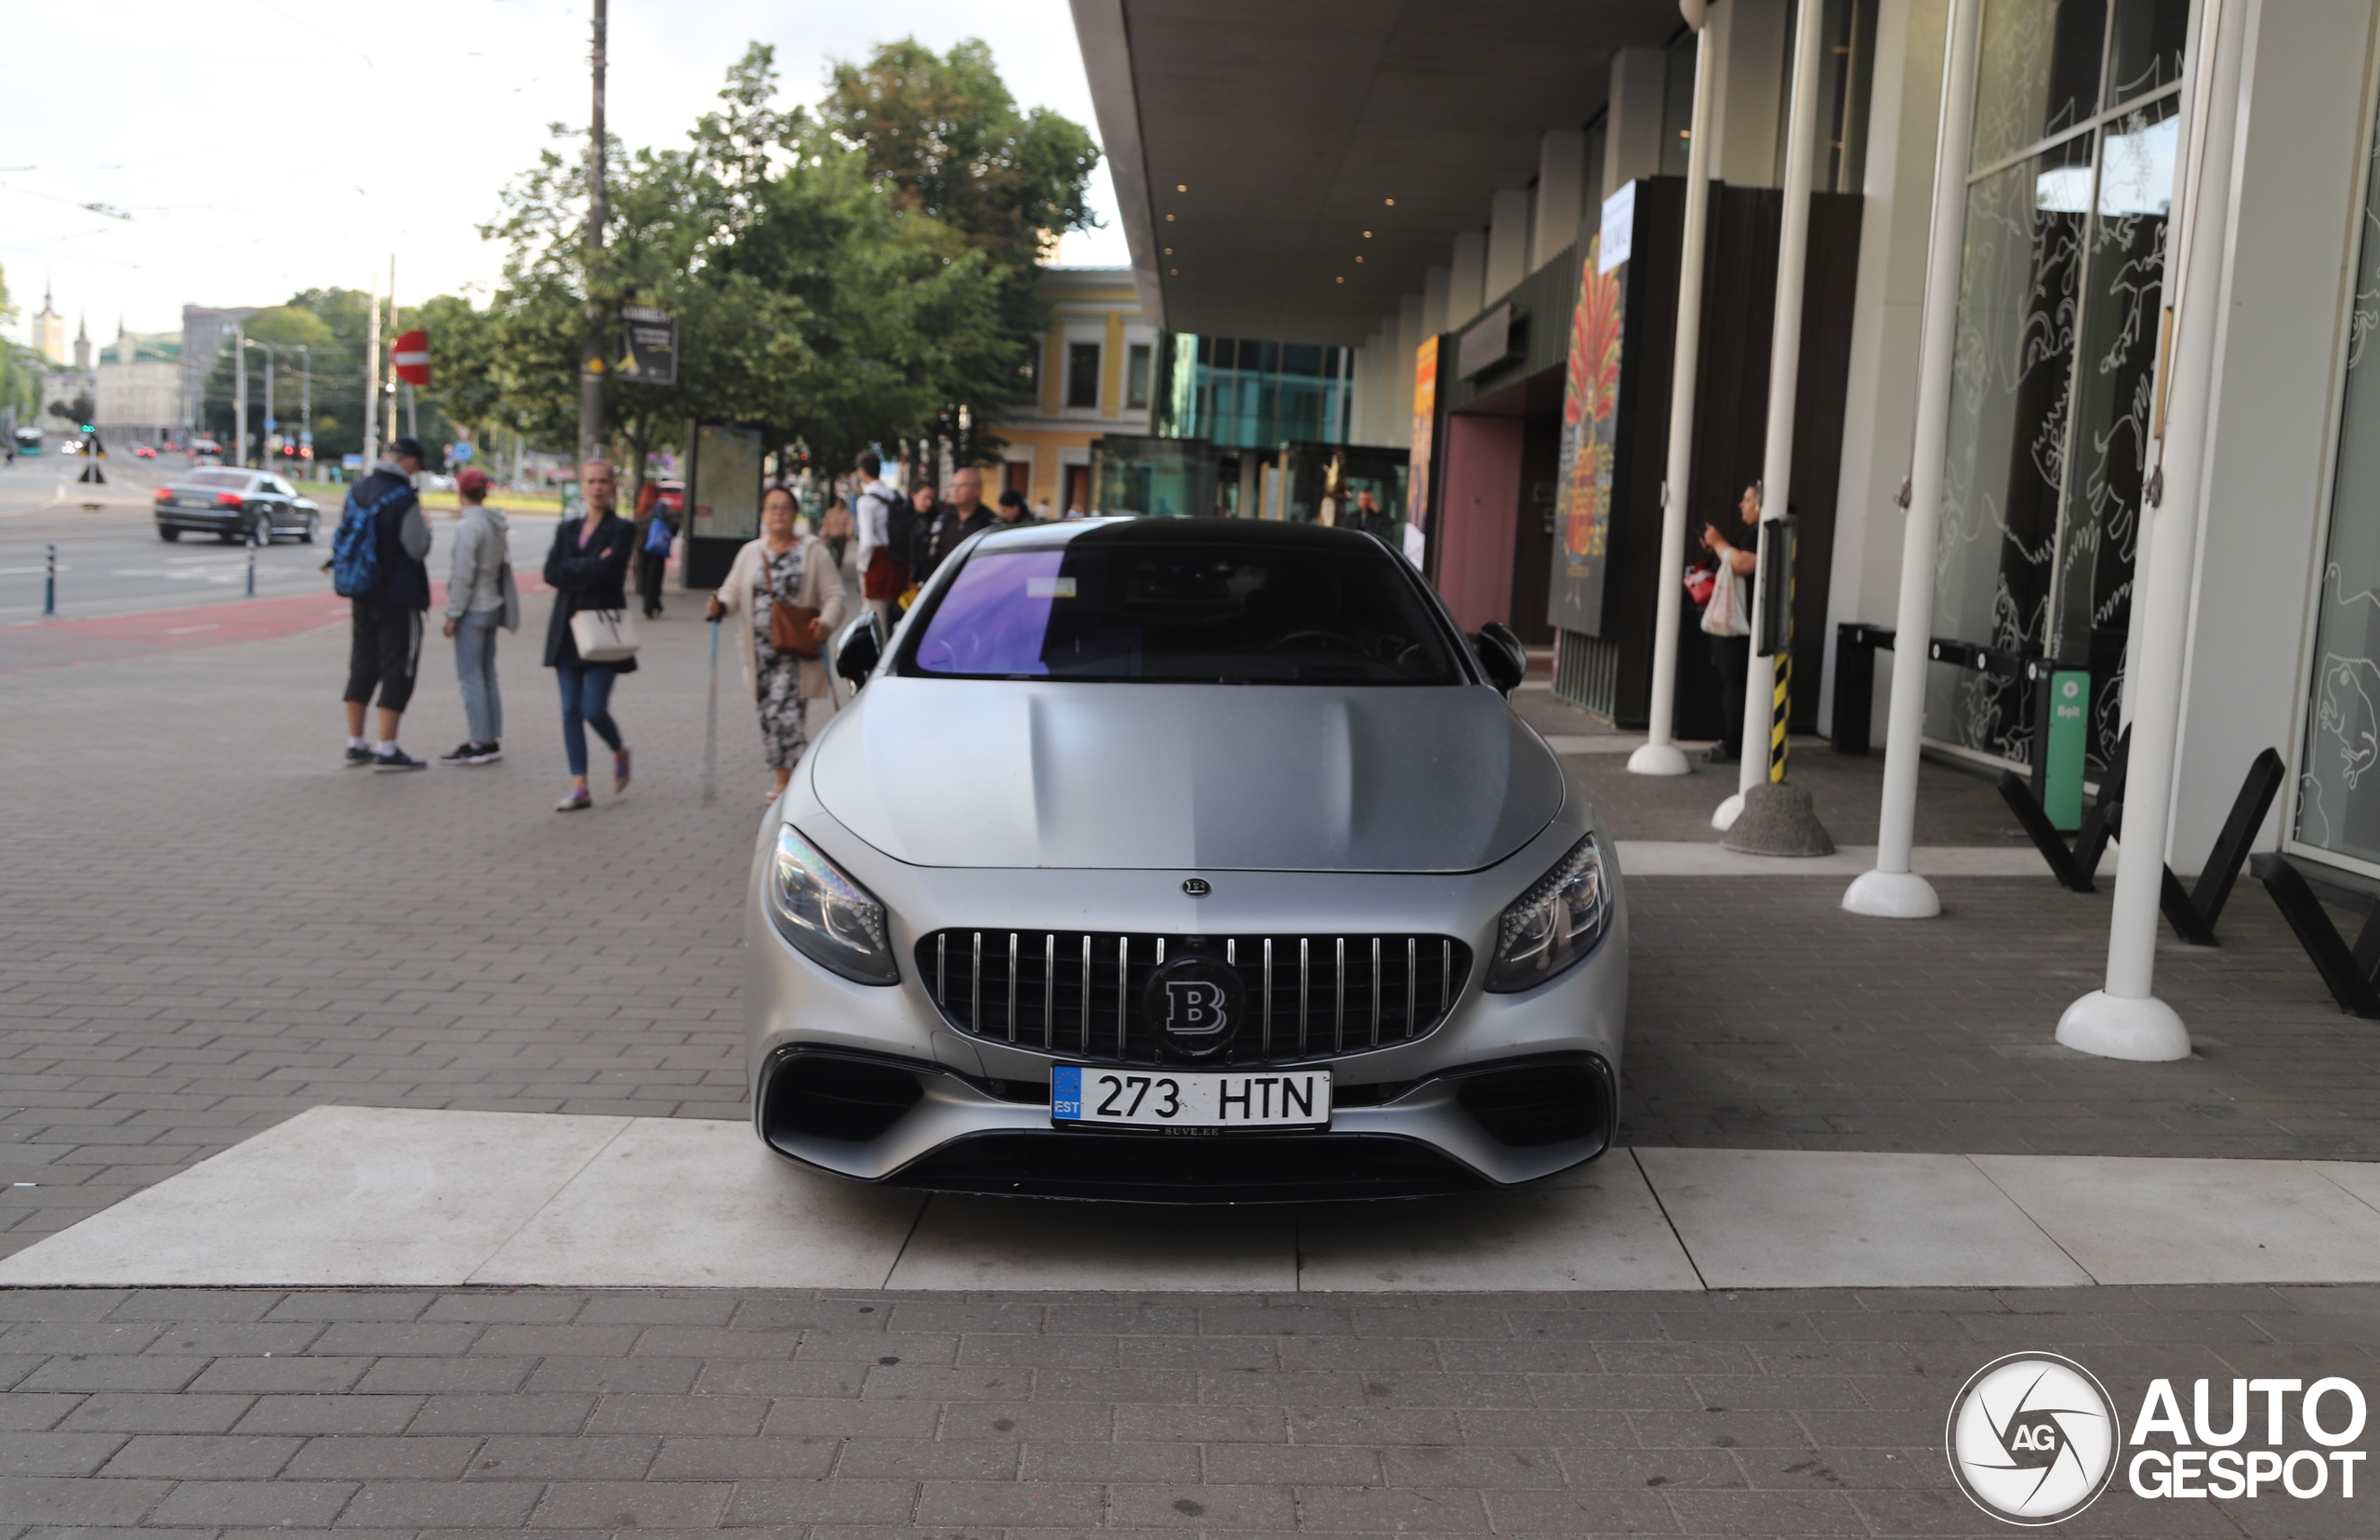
[811,679,1565,873]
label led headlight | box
[1486,834,1609,993]
[766,824,900,985]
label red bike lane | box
[0,575,554,676]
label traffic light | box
[79,423,94,435]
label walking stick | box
[703,616,720,808]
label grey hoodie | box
[444,503,519,626]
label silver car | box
[745,517,1625,1202]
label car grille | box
[917,930,1472,1065]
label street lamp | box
[244,338,281,474]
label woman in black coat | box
[544,462,640,811]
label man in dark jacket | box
[341,436,433,770]
[990,485,1036,528]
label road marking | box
[165,624,220,635]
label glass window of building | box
[1125,343,1152,410]
[1066,342,1102,409]
[1924,0,2188,773]
[1150,335,1355,450]
[2296,89,2380,870]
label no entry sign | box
[392,330,430,387]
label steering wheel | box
[1263,629,1363,655]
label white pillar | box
[1716,0,1827,830]
[1487,188,1532,297]
[1842,0,1983,920]
[2056,0,2246,1064]
[1448,231,1488,329]
[1533,130,1587,270]
[1629,7,1719,779]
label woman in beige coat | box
[707,485,849,799]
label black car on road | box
[153,469,319,545]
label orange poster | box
[1409,336,1439,535]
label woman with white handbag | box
[1696,484,1761,765]
[543,459,641,812]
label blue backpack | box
[330,484,410,598]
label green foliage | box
[446,37,1100,477]
[0,264,38,421]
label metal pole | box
[261,341,275,472]
[578,0,609,464]
[2056,0,2245,1063]
[383,257,399,449]
[363,270,380,470]
[246,536,258,594]
[43,543,55,616]
[298,346,310,476]
[1629,3,1719,779]
[1842,0,1985,920]
[232,325,247,469]
[1716,0,1829,832]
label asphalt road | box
[0,453,554,625]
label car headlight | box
[766,824,900,985]
[1486,834,1609,993]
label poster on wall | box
[1549,232,1626,635]
[1409,336,1439,557]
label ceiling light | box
[1176,183,1187,192]
[1170,268,1179,276]
[1335,276,1344,284]
[1383,197,1395,206]
[1363,230,1372,239]
[1164,247,1173,255]
[1355,255,1364,263]
[1166,214,1175,222]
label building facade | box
[993,267,1157,515]
[96,322,183,445]
[1075,0,2380,889]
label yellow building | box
[995,267,1154,516]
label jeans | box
[454,611,503,744]
[555,663,623,777]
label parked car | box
[745,517,1624,1202]
[153,468,319,545]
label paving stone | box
[97,1433,301,1479]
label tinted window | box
[183,470,251,489]
[907,540,1460,684]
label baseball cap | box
[456,467,491,497]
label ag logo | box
[1948,1353,2121,1525]
[1143,954,1242,1060]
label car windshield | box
[183,470,251,490]
[906,537,1461,684]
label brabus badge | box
[1182,877,1210,897]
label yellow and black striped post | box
[1769,522,1793,784]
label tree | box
[0,266,40,422]
[447,38,1098,489]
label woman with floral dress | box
[707,485,848,801]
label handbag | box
[1699,560,1751,638]
[569,606,641,663]
[769,599,823,658]
[1685,563,1716,609]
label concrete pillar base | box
[1721,782,1837,856]
[1842,868,1940,919]
[1712,792,1744,831]
[1627,743,1691,777]
[2056,990,2192,1062]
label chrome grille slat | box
[919,929,1470,1068]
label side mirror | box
[1473,622,1527,695]
[832,611,884,690]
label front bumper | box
[745,800,1628,1202]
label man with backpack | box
[851,449,905,633]
[331,435,434,770]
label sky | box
[0,0,1127,345]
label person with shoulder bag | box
[438,467,519,765]
[851,449,906,636]
[544,458,639,811]
[707,484,849,802]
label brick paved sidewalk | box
[4,1283,2375,1538]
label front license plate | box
[1051,1066,1330,1129]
